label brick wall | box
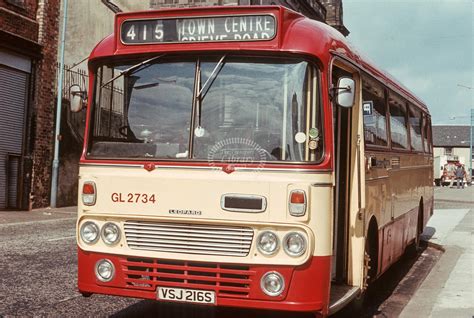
[1,0,61,208]
[30,0,60,208]
[0,0,38,19]
[0,0,39,41]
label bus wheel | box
[348,220,378,313]
[407,204,423,257]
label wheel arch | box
[365,216,379,282]
[418,197,424,234]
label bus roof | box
[89,5,429,113]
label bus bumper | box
[78,248,331,315]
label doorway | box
[0,50,31,210]
[332,65,354,283]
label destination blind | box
[120,15,276,44]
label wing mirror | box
[69,84,87,113]
[335,77,356,108]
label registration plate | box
[157,287,216,305]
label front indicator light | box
[95,259,115,282]
[257,231,279,255]
[101,222,121,246]
[80,221,100,244]
[82,181,97,206]
[261,271,285,296]
[283,232,307,257]
[289,190,307,216]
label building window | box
[6,0,25,8]
[445,147,453,156]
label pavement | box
[400,186,474,318]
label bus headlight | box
[80,221,100,244]
[257,231,279,255]
[261,271,285,296]
[101,222,121,246]
[283,232,307,257]
[95,259,115,282]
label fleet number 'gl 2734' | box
[111,193,156,204]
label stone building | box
[0,0,61,210]
[61,0,348,70]
[150,0,349,36]
[58,0,149,69]
[319,0,348,36]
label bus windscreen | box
[89,56,322,163]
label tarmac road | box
[0,186,471,317]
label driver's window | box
[92,61,196,159]
[127,62,195,154]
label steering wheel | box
[256,148,275,161]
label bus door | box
[331,63,363,284]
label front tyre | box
[406,205,423,257]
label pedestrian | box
[455,164,466,189]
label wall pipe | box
[50,0,68,208]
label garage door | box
[0,65,29,209]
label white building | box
[433,125,473,174]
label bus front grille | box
[124,221,254,257]
[122,257,254,298]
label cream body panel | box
[365,152,392,227]
[77,165,335,264]
[346,75,366,289]
[389,154,432,220]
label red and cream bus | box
[74,5,433,317]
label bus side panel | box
[379,204,421,275]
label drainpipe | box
[50,0,68,208]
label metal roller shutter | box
[0,65,28,209]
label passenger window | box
[362,76,388,147]
[409,105,423,152]
[388,93,408,149]
[424,117,432,153]
[422,115,428,152]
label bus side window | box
[423,115,432,153]
[362,76,388,147]
[388,92,409,150]
[409,105,423,152]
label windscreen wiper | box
[194,55,226,132]
[197,54,226,100]
[101,54,166,88]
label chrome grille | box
[124,221,254,257]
